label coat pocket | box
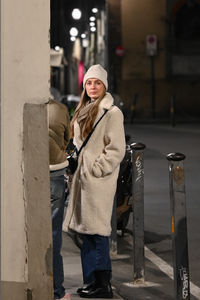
[80,152,93,179]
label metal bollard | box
[110,194,117,256]
[130,93,138,124]
[167,153,190,300]
[130,142,146,283]
[170,95,176,127]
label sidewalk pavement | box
[61,230,178,300]
[62,232,123,300]
[61,122,200,300]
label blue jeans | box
[81,234,112,284]
[50,173,66,299]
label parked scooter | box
[116,138,133,236]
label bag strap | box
[77,109,109,156]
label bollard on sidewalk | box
[130,142,146,284]
[110,194,117,256]
[170,95,176,127]
[130,93,138,123]
[167,153,190,300]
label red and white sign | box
[115,45,125,57]
[146,35,157,56]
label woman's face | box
[85,78,105,100]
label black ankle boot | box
[79,270,113,298]
[77,282,95,294]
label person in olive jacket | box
[64,65,126,298]
[48,99,71,300]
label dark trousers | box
[81,234,112,284]
[50,174,66,299]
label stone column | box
[0,1,53,299]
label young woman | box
[64,64,126,298]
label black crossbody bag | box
[67,109,108,175]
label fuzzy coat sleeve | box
[92,107,126,177]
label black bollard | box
[130,93,138,124]
[130,142,146,283]
[170,95,176,127]
[110,194,117,256]
[167,153,190,300]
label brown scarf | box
[77,101,96,139]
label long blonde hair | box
[71,87,106,139]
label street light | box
[92,8,98,13]
[72,8,82,20]
[69,27,78,37]
[89,16,96,22]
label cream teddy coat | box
[64,92,126,236]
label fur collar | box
[94,92,114,123]
[99,92,114,110]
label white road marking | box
[145,246,200,299]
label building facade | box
[109,0,200,119]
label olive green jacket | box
[48,99,70,169]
